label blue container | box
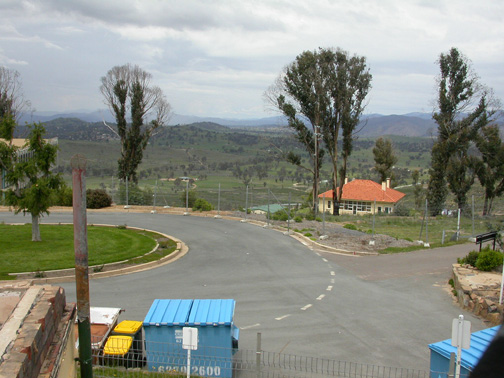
[428,326,499,378]
[143,299,239,377]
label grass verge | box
[0,224,173,280]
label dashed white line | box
[241,323,261,330]
[317,294,325,300]
[327,286,333,291]
[301,304,312,311]
[330,271,335,276]
[322,258,328,262]
[275,314,291,321]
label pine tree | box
[3,123,63,241]
[373,137,397,183]
[428,47,491,215]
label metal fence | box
[87,338,437,378]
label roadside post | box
[71,154,93,378]
[451,315,471,378]
[182,327,198,378]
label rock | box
[485,298,495,307]
[486,313,502,326]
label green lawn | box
[0,224,162,279]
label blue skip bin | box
[428,326,500,378]
[143,299,239,377]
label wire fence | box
[86,338,443,378]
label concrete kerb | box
[4,223,188,284]
[215,215,378,256]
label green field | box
[0,224,170,279]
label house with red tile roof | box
[318,178,405,215]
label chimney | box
[344,177,348,185]
[382,181,386,191]
[386,178,390,188]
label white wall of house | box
[318,198,397,215]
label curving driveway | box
[0,211,486,371]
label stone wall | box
[452,264,503,325]
[0,283,76,378]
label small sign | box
[182,327,198,350]
[451,317,471,349]
[175,329,183,343]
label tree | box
[473,124,504,216]
[412,170,425,210]
[0,67,31,133]
[267,48,371,214]
[2,123,63,241]
[323,49,371,215]
[427,47,493,215]
[1,67,31,148]
[373,137,397,183]
[268,49,325,213]
[100,64,172,183]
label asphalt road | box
[0,211,487,371]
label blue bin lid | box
[188,299,235,326]
[143,299,193,327]
[428,326,500,371]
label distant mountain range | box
[17,109,503,138]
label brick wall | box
[0,285,76,378]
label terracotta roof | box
[318,179,405,203]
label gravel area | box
[236,212,416,253]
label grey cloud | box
[25,0,285,33]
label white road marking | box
[241,323,261,330]
[331,279,335,284]
[317,294,325,300]
[301,304,312,311]
[275,314,291,321]
[330,271,335,276]
[327,286,333,291]
[322,258,328,262]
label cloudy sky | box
[1,0,503,119]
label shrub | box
[475,248,503,272]
[305,213,315,221]
[343,224,357,231]
[458,251,479,267]
[393,203,410,217]
[54,184,73,206]
[294,216,303,223]
[192,198,213,212]
[315,217,322,222]
[271,210,288,221]
[86,189,112,209]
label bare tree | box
[0,67,31,140]
[100,64,172,182]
